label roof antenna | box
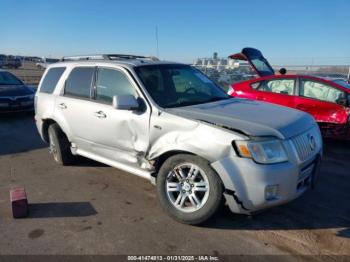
[155,25,159,58]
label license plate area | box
[297,160,317,191]
[297,156,320,191]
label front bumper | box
[0,100,34,113]
[212,152,321,215]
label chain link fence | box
[194,58,350,92]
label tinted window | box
[95,68,136,103]
[258,79,295,95]
[65,67,94,98]
[300,79,345,103]
[0,71,23,85]
[40,67,65,93]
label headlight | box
[235,139,288,164]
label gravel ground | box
[0,113,349,260]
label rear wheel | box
[48,123,75,165]
[157,154,223,225]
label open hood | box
[229,48,275,77]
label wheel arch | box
[41,118,70,143]
[151,150,196,177]
[41,118,58,143]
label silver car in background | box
[35,54,322,224]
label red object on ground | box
[10,187,29,218]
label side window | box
[40,67,66,93]
[65,67,95,98]
[95,68,136,103]
[300,79,344,103]
[258,79,295,95]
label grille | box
[291,127,321,162]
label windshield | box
[333,79,350,89]
[135,64,230,108]
[0,71,23,85]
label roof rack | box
[61,54,159,62]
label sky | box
[2,0,350,64]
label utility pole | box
[155,26,159,58]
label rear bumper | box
[212,153,322,214]
[0,106,34,113]
[34,117,46,142]
[0,101,34,113]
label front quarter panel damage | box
[147,110,247,164]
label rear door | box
[55,66,96,151]
[295,78,348,124]
[248,77,297,107]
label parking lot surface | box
[0,113,349,258]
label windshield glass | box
[135,64,230,108]
[0,71,23,85]
[250,57,275,76]
[333,79,350,89]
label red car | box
[228,48,350,140]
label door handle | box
[257,96,265,101]
[94,111,107,119]
[58,103,67,109]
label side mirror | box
[112,95,139,110]
[279,68,287,75]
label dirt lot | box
[7,62,44,86]
[0,113,349,259]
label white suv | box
[35,54,322,224]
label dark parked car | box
[0,55,22,69]
[0,70,35,113]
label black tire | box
[48,123,75,165]
[157,154,223,225]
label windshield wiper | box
[165,97,231,108]
[166,101,201,108]
[205,96,230,103]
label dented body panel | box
[35,58,323,215]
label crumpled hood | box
[0,85,34,97]
[166,98,315,139]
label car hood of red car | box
[167,98,316,139]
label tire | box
[157,154,223,225]
[48,123,75,165]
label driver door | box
[250,78,296,108]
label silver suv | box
[35,54,322,224]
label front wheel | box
[157,154,223,225]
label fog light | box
[265,185,279,200]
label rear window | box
[40,67,66,93]
[64,67,95,99]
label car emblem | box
[308,134,316,151]
[9,97,17,101]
